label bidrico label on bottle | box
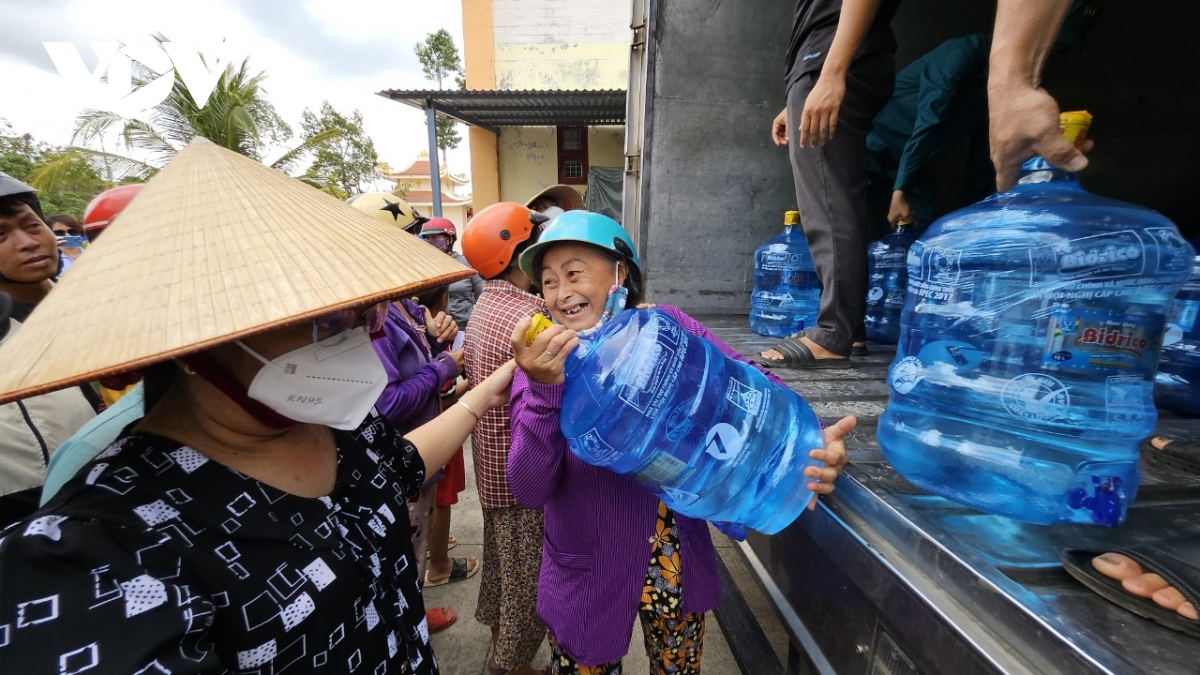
[1043,307,1163,373]
[759,250,808,271]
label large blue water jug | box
[750,210,821,337]
[1155,255,1200,415]
[560,308,825,536]
[864,223,917,343]
[877,156,1195,526]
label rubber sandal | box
[851,343,869,357]
[426,607,457,633]
[1142,437,1200,475]
[1059,540,1200,638]
[424,557,480,587]
[753,335,853,369]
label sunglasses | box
[312,301,389,343]
[53,228,84,237]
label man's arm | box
[988,0,1087,190]
[799,0,883,148]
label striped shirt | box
[463,279,547,509]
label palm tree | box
[30,42,338,190]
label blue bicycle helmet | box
[519,210,643,303]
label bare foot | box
[1149,437,1174,452]
[760,335,846,361]
[1093,552,1198,620]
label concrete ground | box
[427,441,790,674]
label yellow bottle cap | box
[524,313,554,346]
[1059,110,1093,149]
[784,210,801,225]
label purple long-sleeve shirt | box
[508,305,785,664]
[373,300,458,436]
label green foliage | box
[414,30,466,162]
[67,39,332,178]
[435,116,461,154]
[0,119,111,220]
[414,29,464,89]
[392,178,415,200]
[299,101,379,200]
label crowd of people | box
[0,143,853,674]
[0,0,1191,673]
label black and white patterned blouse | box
[0,409,437,674]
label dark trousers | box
[787,52,895,354]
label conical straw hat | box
[525,184,583,211]
[0,138,473,403]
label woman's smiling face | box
[539,242,626,331]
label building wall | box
[496,125,624,205]
[588,126,625,169]
[463,0,500,209]
[492,0,629,90]
[465,0,631,211]
[406,203,472,236]
[392,173,468,198]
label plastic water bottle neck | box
[1015,156,1082,187]
[562,340,585,378]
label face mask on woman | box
[581,263,629,335]
[236,326,387,430]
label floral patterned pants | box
[549,502,705,675]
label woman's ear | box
[616,259,629,287]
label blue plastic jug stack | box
[558,308,825,537]
[877,112,1195,526]
[864,222,917,343]
[750,210,821,337]
[1155,255,1200,415]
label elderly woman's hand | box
[511,316,579,385]
[426,311,458,345]
[803,415,855,509]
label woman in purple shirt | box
[373,297,477,633]
[506,212,856,673]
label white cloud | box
[0,0,472,185]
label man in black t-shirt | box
[759,0,901,368]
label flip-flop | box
[1142,437,1200,475]
[426,607,457,633]
[1059,539,1200,638]
[424,557,480,587]
[753,335,853,370]
[851,343,869,357]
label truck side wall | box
[640,0,796,313]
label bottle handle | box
[713,521,747,542]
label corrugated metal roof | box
[375,89,627,130]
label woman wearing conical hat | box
[0,140,512,674]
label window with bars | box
[557,126,589,185]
